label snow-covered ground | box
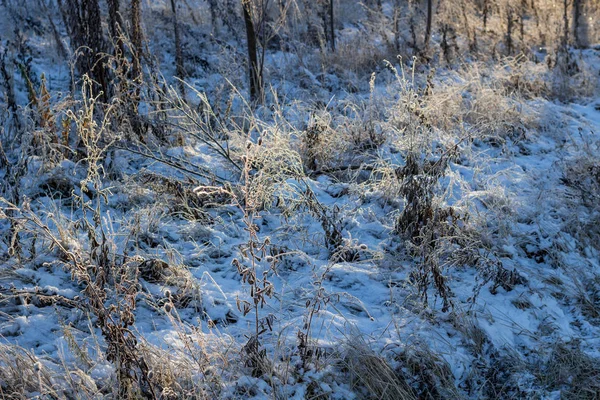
[1,1,599,398]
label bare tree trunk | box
[242,0,262,103]
[461,0,476,52]
[483,0,489,31]
[558,0,573,74]
[441,23,450,63]
[329,0,335,51]
[573,0,581,47]
[424,0,433,51]
[393,0,401,52]
[506,5,514,54]
[409,1,418,51]
[319,2,328,46]
[530,0,543,45]
[62,0,109,100]
[128,0,145,140]
[562,0,570,49]
[170,0,186,97]
[83,0,107,99]
[520,0,526,44]
[0,50,20,130]
[131,0,142,83]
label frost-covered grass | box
[1,1,600,398]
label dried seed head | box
[147,370,155,380]
[164,302,172,313]
[359,244,368,250]
[265,255,274,263]
[34,362,42,372]
[164,289,172,299]
[246,141,252,150]
[258,137,263,146]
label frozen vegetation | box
[0,0,599,398]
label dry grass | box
[418,61,542,146]
[341,336,416,400]
[393,343,462,400]
[0,344,62,399]
[574,274,600,326]
[537,341,600,399]
[1,2,600,399]
[561,152,600,255]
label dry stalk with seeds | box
[297,263,339,370]
[385,60,465,311]
[381,60,528,310]
[1,76,156,398]
[0,343,62,398]
[226,138,278,378]
[158,291,224,398]
[299,182,346,258]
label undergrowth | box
[0,1,599,398]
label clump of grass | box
[562,154,600,210]
[0,344,61,399]
[2,76,157,397]
[537,341,600,399]
[561,152,600,251]
[300,109,347,173]
[360,59,529,311]
[136,171,214,223]
[393,342,461,399]
[549,50,598,101]
[135,321,231,399]
[575,274,600,325]
[341,336,416,400]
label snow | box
[1,0,600,398]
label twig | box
[114,144,230,185]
